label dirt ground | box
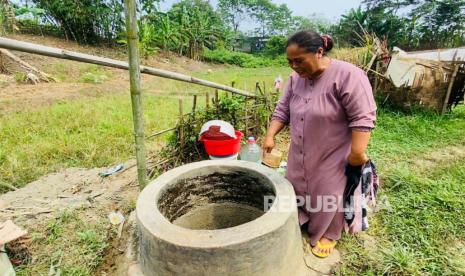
[0,161,140,275]
[0,34,225,113]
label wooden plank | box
[124,0,146,189]
[442,64,460,114]
[0,37,255,98]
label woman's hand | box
[263,120,285,154]
[347,152,369,166]
[262,135,275,154]
[349,130,371,166]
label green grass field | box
[1,64,464,275]
[339,106,465,275]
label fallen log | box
[0,48,56,82]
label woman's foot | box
[311,237,337,258]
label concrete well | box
[136,160,306,276]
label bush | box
[264,36,287,57]
[202,49,287,68]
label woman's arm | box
[264,75,293,153]
[348,130,371,166]
[263,120,286,153]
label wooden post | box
[374,61,380,94]
[244,100,248,137]
[192,95,197,114]
[179,98,184,148]
[215,89,219,115]
[124,0,146,189]
[206,91,210,110]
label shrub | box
[14,72,27,83]
[202,48,287,68]
[264,35,287,57]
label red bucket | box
[200,131,243,156]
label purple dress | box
[271,59,377,246]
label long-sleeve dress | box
[271,59,377,246]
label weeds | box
[79,65,110,84]
[15,211,111,276]
[0,94,187,192]
[14,72,27,83]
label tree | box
[248,0,295,36]
[31,0,125,44]
[334,6,369,46]
[149,13,180,51]
[218,0,252,37]
[169,0,225,60]
[362,0,465,49]
[416,0,465,48]
[263,35,287,57]
[293,13,332,35]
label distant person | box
[274,75,283,92]
[263,30,377,258]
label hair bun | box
[321,35,334,52]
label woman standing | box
[263,30,376,258]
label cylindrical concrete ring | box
[137,160,306,276]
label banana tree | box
[151,13,180,52]
[169,0,223,60]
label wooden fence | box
[145,83,279,179]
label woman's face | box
[286,44,324,78]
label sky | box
[159,0,363,22]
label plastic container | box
[263,149,283,168]
[240,137,262,163]
[209,153,239,160]
[200,131,243,156]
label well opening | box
[157,169,276,230]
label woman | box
[263,30,376,258]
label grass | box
[14,210,113,276]
[43,63,112,83]
[339,158,465,275]
[0,94,192,192]
[338,105,465,275]
[370,106,465,169]
[142,66,291,98]
[0,66,289,192]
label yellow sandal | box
[311,240,337,258]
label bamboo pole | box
[146,127,176,139]
[0,37,255,98]
[124,0,146,189]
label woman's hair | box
[286,30,334,54]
